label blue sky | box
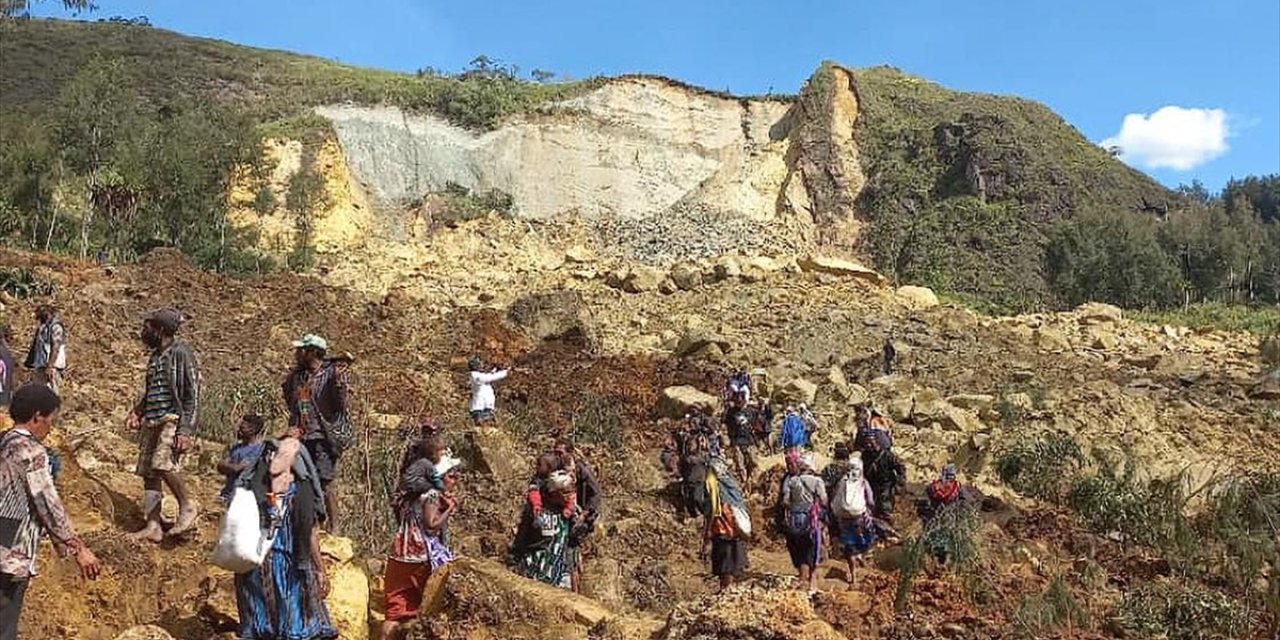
[39,0,1280,190]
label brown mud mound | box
[660,576,844,640]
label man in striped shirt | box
[0,384,100,640]
[126,308,201,543]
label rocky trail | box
[1,226,1277,639]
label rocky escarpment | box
[314,73,868,263]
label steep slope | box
[1,19,1174,309]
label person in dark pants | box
[860,431,906,523]
[0,384,101,640]
[882,335,897,376]
[283,334,352,531]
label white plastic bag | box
[731,503,752,536]
[211,488,274,573]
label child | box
[216,414,266,503]
[396,435,448,501]
[525,452,576,518]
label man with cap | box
[125,308,201,542]
[282,333,350,530]
[467,355,509,424]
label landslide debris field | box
[3,239,1278,640]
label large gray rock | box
[1076,302,1123,325]
[658,386,720,418]
[913,391,986,433]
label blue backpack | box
[780,414,807,449]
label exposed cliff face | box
[780,64,867,251]
[317,78,794,223]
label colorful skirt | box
[234,485,337,640]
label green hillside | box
[847,65,1175,311]
[0,18,597,131]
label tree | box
[1,0,94,17]
[1044,209,1181,309]
[284,160,329,271]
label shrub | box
[570,392,624,449]
[1114,581,1251,640]
[1014,574,1091,636]
[1065,457,1196,557]
[895,500,983,612]
[0,266,54,299]
[994,432,1083,501]
[195,378,282,446]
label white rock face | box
[316,78,793,223]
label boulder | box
[1089,329,1118,351]
[321,535,370,640]
[622,266,666,293]
[1076,302,1123,325]
[564,245,595,264]
[442,557,615,633]
[946,394,995,412]
[796,255,888,286]
[896,285,940,308]
[742,256,784,282]
[114,626,176,640]
[1250,373,1280,401]
[776,378,819,406]
[675,332,733,358]
[712,255,743,281]
[913,392,986,433]
[669,263,704,291]
[658,278,679,295]
[1033,327,1071,353]
[658,386,720,419]
[1124,351,1163,371]
[456,427,525,480]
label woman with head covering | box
[780,452,828,594]
[510,470,579,589]
[381,454,463,640]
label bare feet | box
[167,505,199,536]
[129,522,164,544]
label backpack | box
[780,414,807,449]
[783,477,821,536]
[832,470,868,519]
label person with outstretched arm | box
[467,355,509,424]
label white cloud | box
[1100,106,1230,171]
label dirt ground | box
[2,246,1276,639]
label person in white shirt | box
[467,356,509,424]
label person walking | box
[781,453,827,594]
[282,334,351,531]
[126,308,201,542]
[233,422,337,640]
[381,449,462,640]
[0,384,101,640]
[24,305,66,396]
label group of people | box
[0,306,356,640]
[0,302,977,640]
[663,367,980,594]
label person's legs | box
[130,475,165,542]
[381,559,429,640]
[160,470,196,535]
[0,574,29,640]
[304,440,339,531]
